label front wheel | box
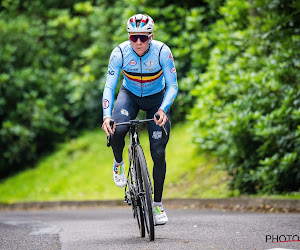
[128,147,145,237]
[135,145,155,241]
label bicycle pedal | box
[124,200,132,205]
[124,196,132,206]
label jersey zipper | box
[140,57,143,97]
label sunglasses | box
[129,34,152,43]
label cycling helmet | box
[127,14,154,33]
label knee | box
[150,142,166,160]
[115,125,128,137]
[111,125,128,146]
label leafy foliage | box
[190,0,300,194]
[0,0,126,177]
[1,0,299,196]
[0,0,219,177]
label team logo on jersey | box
[130,60,137,66]
[103,99,109,109]
[109,55,117,65]
[146,67,157,72]
[152,131,162,139]
[147,60,154,67]
[121,109,129,116]
[169,53,174,62]
[171,67,176,73]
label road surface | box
[0,207,299,249]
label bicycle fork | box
[124,146,136,206]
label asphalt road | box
[0,207,299,250]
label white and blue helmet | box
[127,14,154,33]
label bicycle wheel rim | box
[135,145,155,241]
[130,186,144,237]
[130,148,145,238]
[135,201,145,237]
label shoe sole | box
[155,222,167,226]
[154,220,168,226]
[115,182,127,188]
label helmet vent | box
[127,14,154,33]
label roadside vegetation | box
[1,0,299,198]
[0,123,230,203]
[1,122,299,203]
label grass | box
[0,122,231,203]
[0,122,298,203]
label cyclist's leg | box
[146,108,171,202]
[111,86,139,163]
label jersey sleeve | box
[159,45,178,113]
[102,47,122,119]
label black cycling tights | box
[110,86,170,202]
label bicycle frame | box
[107,114,166,241]
[124,118,154,204]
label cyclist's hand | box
[154,109,168,127]
[102,117,115,136]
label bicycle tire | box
[129,147,145,237]
[135,145,155,241]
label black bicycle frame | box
[106,114,165,241]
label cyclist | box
[102,14,178,225]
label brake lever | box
[154,113,168,138]
[107,119,115,147]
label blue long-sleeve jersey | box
[102,40,178,119]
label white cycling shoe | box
[113,159,127,188]
[153,205,168,225]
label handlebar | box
[107,113,168,147]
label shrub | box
[190,0,300,194]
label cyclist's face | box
[128,32,153,57]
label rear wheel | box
[135,145,155,241]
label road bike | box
[107,114,167,241]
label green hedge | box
[0,0,126,177]
[190,0,300,194]
[2,0,299,195]
[0,0,219,178]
